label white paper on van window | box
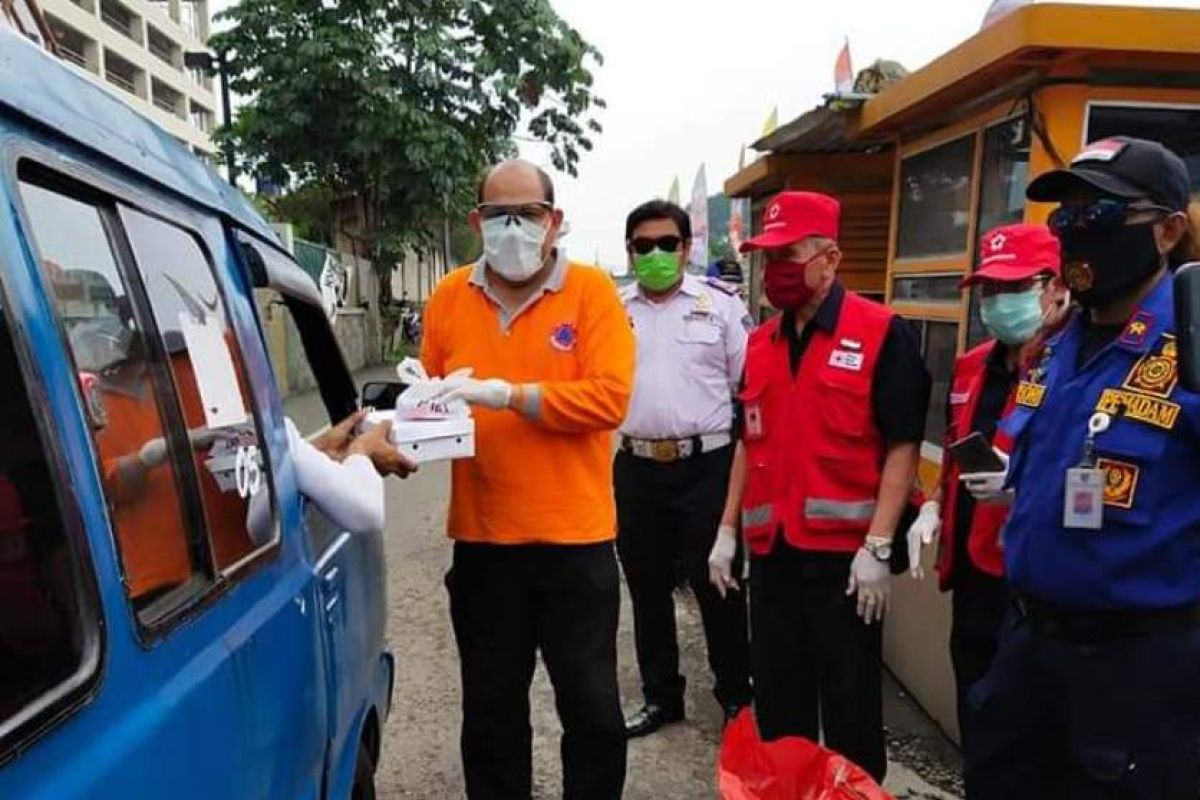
[178,312,248,429]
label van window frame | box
[8,149,282,642]
[236,230,358,424]
[0,163,106,763]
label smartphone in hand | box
[948,431,1006,474]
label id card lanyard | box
[1062,412,1111,530]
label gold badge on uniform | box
[1064,260,1095,293]
[1016,381,1046,408]
[1096,457,1139,509]
[1123,334,1179,399]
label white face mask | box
[482,216,549,282]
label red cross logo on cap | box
[989,233,1007,252]
[768,203,781,220]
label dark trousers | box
[614,446,751,712]
[950,564,1009,754]
[965,608,1200,799]
[447,541,627,800]
[749,541,886,782]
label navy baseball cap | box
[1026,136,1191,212]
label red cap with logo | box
[961,223,1061,287]
[739,191,841,253]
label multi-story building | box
[35,0,217,156]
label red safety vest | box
[739,292,893,556]
[935,340,1014,590]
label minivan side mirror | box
[1174,262,1200,393]
[362,381,405,411]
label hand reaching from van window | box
[313,409,370,460]
[347,420,417,478]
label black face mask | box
[1057,222,1163,309]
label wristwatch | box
[862,535,893,563]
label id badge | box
[1063,468,1104,530]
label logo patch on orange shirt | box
[550,322,578,352]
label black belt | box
[1014,594,1200,641]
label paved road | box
[291,367,964,799]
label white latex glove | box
[846,547,891,624]
[961,448,1013,504]
[137,437,168,469]
[708,524,739,598]
[439,377,513,410]
[906,500,941,580]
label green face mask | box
[633,250,682,292]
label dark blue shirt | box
[1003,274,1200,610]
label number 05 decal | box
[234,444,263,499]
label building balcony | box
[99,0,142,44]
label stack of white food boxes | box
[361,359,476,464]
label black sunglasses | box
[1048,198,1173,236]
[477,202,553,222]
[628,235,683,255]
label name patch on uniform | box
[949,391,971,406]
[839,338,863,351]
[829,350,864,371]
[1097,457,1139,509]
[1095,388,1181,430]
[1016,382,1046,408]
[1122,334,1178,399]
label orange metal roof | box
[860,3,1200,137]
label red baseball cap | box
[961,223,1061,287]
[740,191,840,253]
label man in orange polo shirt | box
[422,159,635,800]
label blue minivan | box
[0,27,392,800]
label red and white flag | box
[834,38,854,94]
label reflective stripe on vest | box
[742,504,772,529]
[805,498,876,522]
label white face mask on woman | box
[482,216,549,282]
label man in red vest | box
[708,191,930,780]
[905,222,1068,752]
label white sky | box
[525,0,1200,268]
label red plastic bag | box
[717,709,894,800]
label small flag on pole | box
[761,107,778,139]
[688,165,709,271]
[667,176,681,205]
[738,145,747,171]
[834,37,854,94]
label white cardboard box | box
[361,410,475,464]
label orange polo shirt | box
[421,256,635,545]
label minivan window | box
[119,209,278,572]
[0,310,92,729]
[19,181,208,622]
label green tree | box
[211,0,604,298]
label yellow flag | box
[761,107,779,138]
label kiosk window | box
[893,275,962,304]
[1088,105,1200,193]
[20,181,206,624]
[919,321,959,444]
[896,135,976,260]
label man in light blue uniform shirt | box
[965,136,1200,799]
[615,199,753,739]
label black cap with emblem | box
[1027,136,1190,212]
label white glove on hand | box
[846,547,891,624]
[961,448,1012,504]
[440,378,513,410]
[906,500,941,580]
[137,437,168,469]
[708,524,739,599]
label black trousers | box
[965,609,1200,800]
[749,540,886,782]
[614,446,752,712]
[447,541,627,800]
[949,563,1009,754]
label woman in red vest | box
[906,222,1069,749]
